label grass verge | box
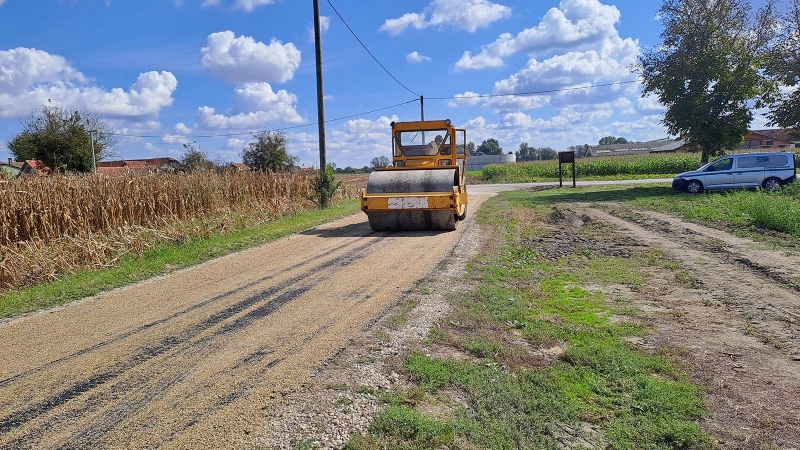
[0,200,360,320]
[346,191,713,449]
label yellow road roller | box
[361,119,468,231]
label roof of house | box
[229,162,251,171]
[21,160,51,176]
[588,139,684,156]
[98,157,183,168]
[746,129,796,143]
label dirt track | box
[0,195,490,449]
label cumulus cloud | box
[161,134,191,145]
[173,122,192,135]
[455,0,624,71]
[196,81,303,129]
[325,115,398,166]
[224,138,246,151]
[446,91,482,108]
[201,31,301,84]
[406,51,431,64]
[487,37,639,109]
[0,47,87,95]
[0,48,178,120]
[380,0,511,35]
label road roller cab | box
[360,119,468,231]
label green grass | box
[347,192,713,450]
[477,154,702,183]
[0,200,361,319]
[519,182,800,242]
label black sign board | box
[558,151,576,187]
[559,151,575,164]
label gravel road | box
[0,195,490,449]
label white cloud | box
[308,16,331,42]
[224,138,246,151]
[455,0,624,71]
[161,134,191,145]
[200,31,301,84]
[380,0,511,35]
[324,115,398,167]
[0,47,87,95]
[173,122,192,135]
[406,51,431,64]
[0,47,177,120]
[447,91,482,108]
[196,82,303,129]
[485,37,639,113]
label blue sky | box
[0,0,770,169]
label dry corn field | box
[0,171,364,290]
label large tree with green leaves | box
[638,0,775,163]
[476,138,502,155]
[763,0,800,139]
[180,142,215,172]
[241,130,298,172]
[8,104,117,172]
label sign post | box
[558,151,576,188]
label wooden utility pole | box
[313,0,327,202]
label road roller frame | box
[361,119,468,231]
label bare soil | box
[2,189,799,449]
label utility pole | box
[313,0,327,207]
[420,95,425,144]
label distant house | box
[98,157,185,175]
[229,162,252,172]
[0,158,23,177]
[741,129,797,150]
[587,139,685,157]
[20,160,52,176]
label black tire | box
[685,180,703,194]
[763,177,781,192]
[457,204,468,221]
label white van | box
[672,152,797,193]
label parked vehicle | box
[672,152,797,193]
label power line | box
[425,80,641,100]
[325,0,421,98]
[112,98,418,139]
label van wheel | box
[685,180,703,194]
[763,178,781,192]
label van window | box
[708,158,733,172]
[738,155,788,168]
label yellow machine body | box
[361,119,468,231]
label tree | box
[370,156,390,169]
[763,0,800,138]
[241,131,298,172]
[615,137,629,144]
[638,0,775,163]
[599,136,618,145]
[516,143,558,161]
[8,104,117,172]
[180,143,214,172]
[569,144,591,158]
[476,138,502,155]
[517,143,534,161]
[466,141,477,156]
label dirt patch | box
[588,205,800,449]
